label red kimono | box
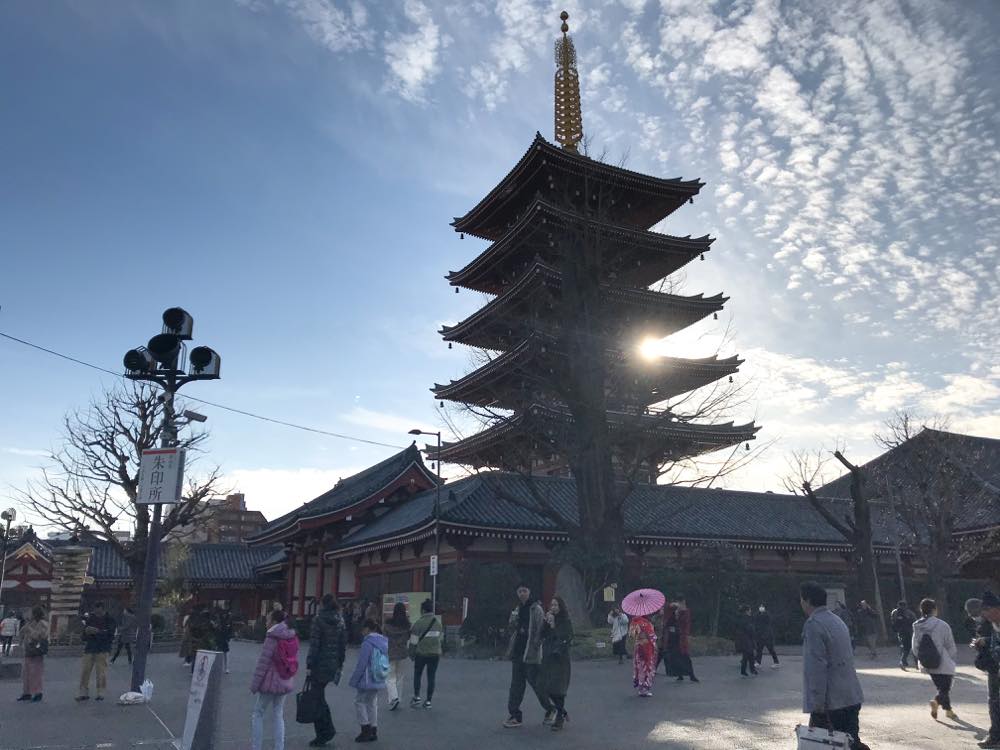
[630,616,657,696]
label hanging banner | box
[137,448,185,505]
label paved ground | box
[0,642,994,749]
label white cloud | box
[282,0,373,53]
[227,466,366,519]
[384,0,446,103]
[341,406,436,436]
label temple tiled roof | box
[447,198,712,294]
[440,262,726,351]
[48,540,284,584]
[246,443,436,542]
[452,134,703,240]
[327,473,897,555]
[819,429,1000,533]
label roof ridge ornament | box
[554,11,583,154]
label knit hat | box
[981,591,1000,610]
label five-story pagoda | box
[430,13,759,555]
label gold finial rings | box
[560,10,569,33]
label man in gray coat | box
[503,584,553,728]
[800,581,868,750]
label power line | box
[0,330,406,450]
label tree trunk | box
[554,564,591,628]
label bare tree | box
[16,382,224,602]
[783,445,886,636]
[873,411,998,611]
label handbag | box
[25,639,49,658]
[295,677,322,724]
[795,724,851,749]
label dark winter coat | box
[307,606,347,683]
[753,611,775,644]
[734,615,755,654]
[539,615,573,698]
[855,607,879,637]
[82,613,116,654]
[383,622,410,662]
[890,607,916,637]
[974,618,1000,674]
[187,611,217,654]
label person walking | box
[187,604,217,673]
[383,602,410,711]
[76,602,115,702]
[855,601,879,659]
[111,607,137,665]
[215,609,234,674]
[607,606,630,665]
[833,600,855,650]
[973,591,1000,748]
[349,618,388,744]
[890,600,916,669]
[753,604,779,668]
[409,598,442,709]
[735,605,757,677]
[631,613,658,697]
[1,611,19,656]
[249,608,299,750]
[539,596,573,731]
[800,581,868,750]
[668,595,699,682]
[911,597,959,721]
[306,594,347,747]
[503,584,553,726]
[17,606,49,702]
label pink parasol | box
[621,588,666,618]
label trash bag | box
[119,691,146,705]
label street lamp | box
[408,429,442,613]
[0,508,16,620]
[123,307,221,692]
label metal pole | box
[130,381,175,692]
[432,432,441,613]
[0,517,11,619]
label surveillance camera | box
[183,410,208,423]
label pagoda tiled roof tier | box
[452,134,703,241]
[447,198,713,295]
[431,335,742,410]
[439,262,727,352]
[428,403,759,470]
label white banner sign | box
[137,448,185,505]
[429,554,438,577]
[181,650,219,750]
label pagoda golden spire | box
[554,10,584,154]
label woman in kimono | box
[630,614,658,697]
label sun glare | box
[639,338,662,361]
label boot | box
[355,725,376,743]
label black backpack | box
[917,631,941,669]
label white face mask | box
[759,607,765,613]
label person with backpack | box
[383,602,410,711]
[889,601,916,669]
[409,598,442,709]
[912,597,959,721]
[306,594,347,747]
[250,608,299,750]
[349,618,389,743]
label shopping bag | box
[795,724,851,749]
[140,679,154,703]
[296,678,321,724]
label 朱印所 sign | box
[137,448,185,505]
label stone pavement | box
[0,642,993,750]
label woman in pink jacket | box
[250,609,299,750]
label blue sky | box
[2,0,999,528]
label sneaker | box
[543,709,556,725]
[17,694,31,702]
[978,737,1000,749]
[690,676,700,683]
[32,694,42,702]
[503,716,523,728]
[929,699,939,719]
[945,709,959,721]
[95,696,104,702]
[410,696,422,708]
[771,663,780,669]
[75,696,90,702]
[423,700,432,709]
[388,698,400,711]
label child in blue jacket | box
[349,619,389,743]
